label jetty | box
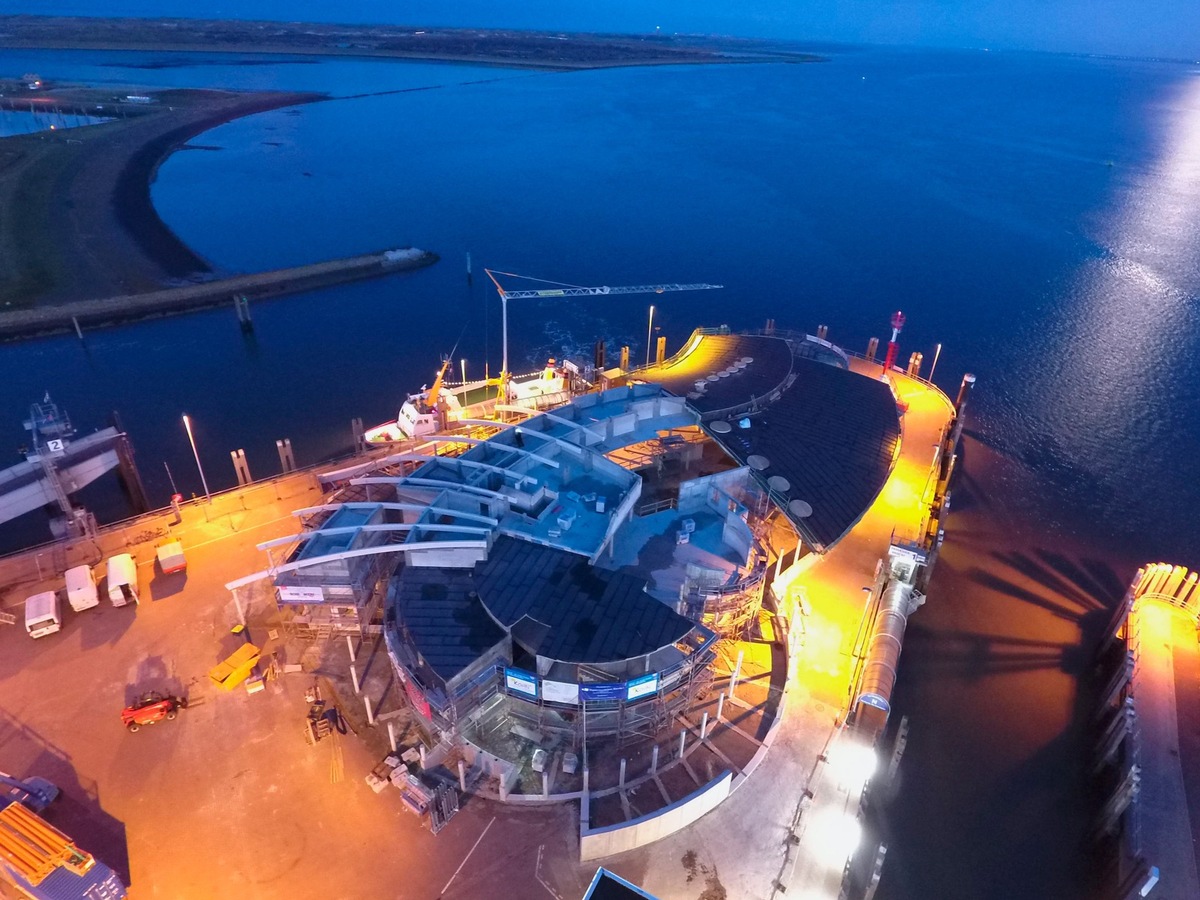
[0,247,437,339]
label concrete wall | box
[579,770,732,861]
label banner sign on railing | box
[541,680,580,703]
[504,667,538,698]
[579,682,626,702]
[626,672,659,701]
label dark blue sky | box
[4,1,1199,59]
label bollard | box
[700,712,709,741]
[619,758,626,787]
[717,692,726,721]
[420,744,427,769]
[350,665,361,695]
[730,650,744,693]
[543,772,549,798]
[678,730,687,759]
[583,768,590,795]
[364,696,375,726]
[459,759,467,792]
[346,634,357,663]
[651,745,660,773]
[387,721,397,753]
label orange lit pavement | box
[0,360,957,900]
[1122,598,1200,899]
[624,361,955,900]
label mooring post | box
[700,712,709,741]
[420,744,427,769]
[363,696,375,726]
[651,745,660,773]
[619,758,626,787]
[350,665,360,695]
[276,438,296,473]
[346,634,357,663]
[543,771,549,798]
[230,449,252,486]
[730,650,744,694]
[458,759,467,792]
[717,692,726,721]
[387,721,397,753]
[678,730,687,758]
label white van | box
[106,553,139,607]
[25,591,62,638]
[64,564,99,612]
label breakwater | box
[0,247,438,340]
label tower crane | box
[484,269,723,392]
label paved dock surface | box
[0,360,955,899]
[0,474,584,900]
[1124,600,1200,899]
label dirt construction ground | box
[0,477,587,900]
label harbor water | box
[1,42,1199,899]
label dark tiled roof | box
[640,333,794,417]
[474,537,693,664]
[584,870,659,900]
[710,356,899,550]
[394,567,507,683]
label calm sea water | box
[1,45,1199,898]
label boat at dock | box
[363,359,581,443]
[364,268,721,444]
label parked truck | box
[63,565,99,613]
[23,593,60,639]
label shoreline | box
[0,19,822,338]
[0,87,326,310]
[0,16,825,70]
[0,39,821,72]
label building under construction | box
[246,325,912,757]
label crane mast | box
[483,269,723,393]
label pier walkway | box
[622,361,956,900]
[1103,565,1200,900]
[0,246,437,339]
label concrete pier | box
[0,247,438,340]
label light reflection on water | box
[977,75,1200,563]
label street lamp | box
[181,414,211,503]
[645,304,656,367]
